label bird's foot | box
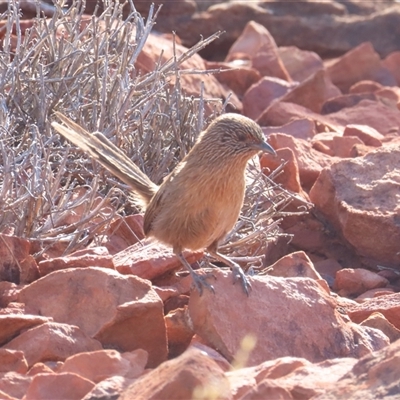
[190,270,216,296]
[231,264,252,296]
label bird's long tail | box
[51,112,158,207]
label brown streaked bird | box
[52,112,276,295]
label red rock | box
[0,349,28,374]
[206,60,261,98]
[226,21,290,81]
[102,214,145,254]
[243,77,296,120]
[151,267,189,289]
[163,294,189,314]
[24,372,95,400]
[260,235,290,272]
[95,312,166,368]
[42,361,63,372]
[153,286,180,304]
[0,372,31,399]
[0,314,50,347]
[238,380,293,399]
[332,135,365,158]
[349,143,379,158]
[281,212,364,273]
[189,269,387,366]
[27,363,55,376]
[321,92,377,114]
[0,388,17,400]
[376,86,400,108]
[0,234,38,284]
[34,240,69,264]
[229,356,357,400]
[0,282,20,308]
[60,349,135,383]
[273,358,357,398]
[356,288,395,301]
[334,268,389,297]
[267,133,338,189]
[121,349,149,379]
[312,140,335,156]
[313,132,365,158]
[316,278,333,294]
[327,99,400,135]
[349,80,383,94]
[340,1,394,15]
[359,312,400,343]
[278,46,324,82]
[325,42,397,93]
[377,269,400,283]
[268,251,322,280]
[343,124,384,147]
[261,0,346,17]
[119,347,230,400]
[82,376,134,400]
[0,302,25,315]
[348,81,400,108]
[262,118,316,140]
[280,69,341,113]
[333,293,359,309]
[56,348,146,384]
[314,258,343,286]
[38,246,114,277]
[309,144,400,267]
[167,273,194,297]
[113,241,203,280]
[3,322,102,367]
[347,293,400,330]
[18,267,167,367]
[382,51,400,85]
[281,215,329,254]
[260,148,303,194]
[313,339,400,399]
[228,357,309,398]
[384,134,400,145]
[172,1,400,62]
[257,101,343,133]
[165,307,194,358]
[190,342,231,372]
[312,131,342,145]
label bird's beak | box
[255,140,277,156]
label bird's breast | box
[145,166,246,251]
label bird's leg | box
[175,251,215,295]
[206,246,252,296]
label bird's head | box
[200,113,276,160]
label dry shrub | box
[0,1,304,269]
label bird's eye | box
[237,134,246,142]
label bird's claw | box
[191,271,216,295]
[231,264,252,296]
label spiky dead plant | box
[0,0,304,269]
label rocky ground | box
[1,1,400,399]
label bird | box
[51,112,276,295]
